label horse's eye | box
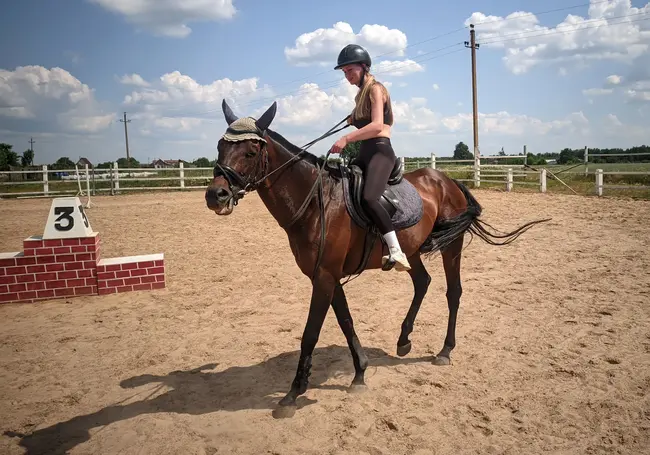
[245,151,256,157]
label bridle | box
[213,117,350,207]
[212,116,350,282]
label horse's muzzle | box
[205,187,234,215]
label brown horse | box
[205,99,549,418]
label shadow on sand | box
[5,344,434,454]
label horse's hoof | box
[396,341,412,357]
[432,355,451,366]
[272,404,297,419]
[348,383,368,394]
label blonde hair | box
[351,72,393,126]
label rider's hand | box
[330,136,348,154]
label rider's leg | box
[360,139,411,271]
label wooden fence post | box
[179,162,185,189]
[596,169,603,196]
[42,165,49,195]
[506,168,513,192]
[113,162,120,193]
[540,169,547,193]
[430,152,436,169]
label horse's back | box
[403,167,471,218]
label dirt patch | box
[1,189,649,454]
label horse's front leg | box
[273,269,336,419]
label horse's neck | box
[256,143,322,229]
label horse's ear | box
[222,99,238,125]
[255,101,277,132]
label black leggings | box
[353,137,396,235]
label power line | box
[477,10,650,45]
[138,5,650,121]
[158,1,616,114]
[167,43,466,119]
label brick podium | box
[1,197,165,304]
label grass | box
[404,161,650,200]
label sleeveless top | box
[351,98,393,129]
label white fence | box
[1,158,649,199]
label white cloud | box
[0,65,113,132]
[465,0,650,74]
[606,74,622,85]
[88,0,237,38]
[123,71,273,111]
[119,73,150,87]
[582,88,613,96]
[264,80,357,128]
[606,113,623,126]
[120,70,277,137]
[583,57,650,102]
[373,59,424,77]
[284,21,408,67]
[391,98,589,137]
[432,83,440,90]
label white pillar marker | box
[43,197,96,239]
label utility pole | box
[465,24,481,186]
[28,137,35,152]
[119,112,131,161]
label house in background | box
[77,157,93,168]
[151,159,192,168]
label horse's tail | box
[419,179,550,258]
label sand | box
[1,188,649,455]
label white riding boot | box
[381,231,411,271]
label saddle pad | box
[342,176,424,231]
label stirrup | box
[381,251,411,272]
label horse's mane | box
[266,128,326,168]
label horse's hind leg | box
[331,283,369,392]
[433,235,464,366]
[397,253,431,356]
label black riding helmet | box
[334,44,371,70]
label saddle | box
[338,158,404,230]
[335,157,424,277]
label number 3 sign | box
[43,197,95,239]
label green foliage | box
[453,141,474,160]
[21,149,34,167]
[0,143,19,170]
[341,140,360,164]
[192,157,212,167]
[116,157,140,168]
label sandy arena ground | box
[1,188,649,455]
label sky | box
[0,0,649,166]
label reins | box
[216,116,350,282]
[278,117,350,282]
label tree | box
[117,157,140,168]
[50,157,76,170]
[193,157,211,167]
[21,149,34,167]
[0,143,19,170]
[453,141,474,160]
[340,140,360,165]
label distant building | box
[151,159,192,168]
[77,157,93,168]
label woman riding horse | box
[329,44,411,272]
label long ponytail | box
[351,72,392,126]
